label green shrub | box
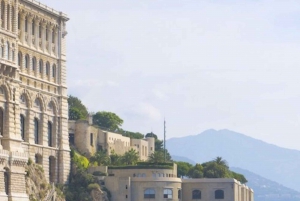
[108,165,173,169]
[28,158,33,165]
[87,183,100,191]
[92,171,107,176]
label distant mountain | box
[231,167,300,201]
[167,129,300,192]
[172,155,196,165]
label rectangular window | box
[90,133,93,146]
[69,133,75,145]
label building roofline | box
[22,0,69,21]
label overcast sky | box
[43,0,300,150]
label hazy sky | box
[43,0,300,150]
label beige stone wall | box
[130,139,149,161]
[182,178,253,201]
[0,0,69,200]
[70,120,157,161]
[107,168,177,178]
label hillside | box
[167,129,300,192]
[231,167,300,201]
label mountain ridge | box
[167,129,300,192]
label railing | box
[24,0,68,18]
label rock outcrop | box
[25,161,66,201]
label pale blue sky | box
[44,0,300,150]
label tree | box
[68,95,88,120]
[203,162,229,178]
[90,150,110,166]
[188,163,204,178]
[155,139,163,151]
[121,129,144,139]
[213,156,229,168]
[148,151,165,164]
[122,149,139,165]
[231,171,248,184]
[93,111,123,131]
[110,150,123,166]
[176,161,193,178]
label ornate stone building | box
[0,0,70,200]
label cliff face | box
[25,161,65,201]
[90,188,109,201]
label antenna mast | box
[164,119,166,162]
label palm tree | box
[122,149,139,165]
[90,150,110,166]
[213,156,228,168]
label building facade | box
[69,119,155,160]
[0,0,70,200]
[90,164,254,201]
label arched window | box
[0,108,3,136]
[20,115,25,140]
[25,16,28,32]
[25,54,29,68]
[4,169,9,195]
[144,189,155,199]
[32,19,35,35]
[12,49,14,61]
[34,118,39,144]
[6,4,10,31]
[32,57,36,71]
[39,22,42,38]
[52,29,55,43]
[11,6,14,32]
[1,44,3,58]
[52,64,56,78]
[192,190,201,199]
[39,59,43,74]
[48,121,52,147]
[6,42,9,60]
[18,52,22,67]
[46,62,50,76]
[215,190,224,199]
[18,12,20,30]
[163,189,173,199]
[46,27,48,41]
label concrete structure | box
[68,119,155,160]
[0,0,69,200]
[90,164,254,201]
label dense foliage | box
[93,111,123,131]
[175,157,248,184]
[68,95,89,120]
[64,150,101,201]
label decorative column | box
[48,24,54,54]
[53,26,58,56]
[27,15,33,47]
[34,18,40,49]
[19,12,25,43]
[41,21,47,52]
